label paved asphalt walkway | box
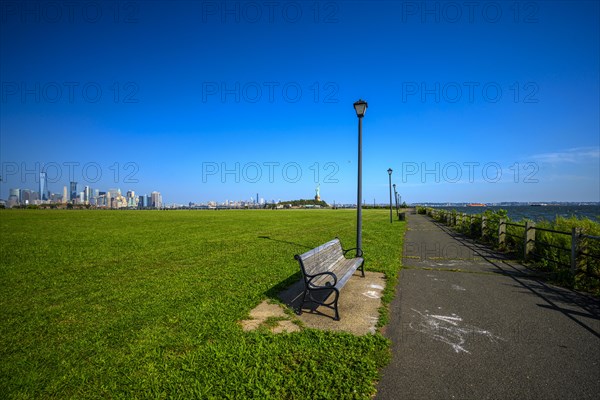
[376,211,600,399]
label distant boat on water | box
[467,203,487,207]
[530,203,548,206]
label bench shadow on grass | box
[259,235,339,320]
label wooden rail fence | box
[424,208,600,277]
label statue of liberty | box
[315,184,321,202]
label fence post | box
[571,227,579,274]
[498,218,506,246]
[468,215,473,236]
[481,216,487,239]
[524,221,535,260]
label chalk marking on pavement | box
[409,308,505,354]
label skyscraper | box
[39,172,49,201]
[106,191,112,208]
[21,189,32,204]
[62,186,68,203]
[70,181,77,201]
[8,188,20,207]
[151,191,162,209]
[9,188,20,203]
[126,191,136,207]
[84,186,91,204]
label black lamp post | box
[393,183,399,218]
[354,99,367,255]
[387,168,393,223]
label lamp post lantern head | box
[353,99,368,118]
[393,183,396,190]
[388,168,393,176]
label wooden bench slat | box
[310,258,363,288]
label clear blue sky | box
[1,0,599,204]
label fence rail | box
[425,208,600,277]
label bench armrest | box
[306,271,338,288]
[343,247,363,258]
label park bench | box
[294,238,364,321]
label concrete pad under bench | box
[279,271,386,335]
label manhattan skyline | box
[1,1,599,204]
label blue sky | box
[1,0,599,204]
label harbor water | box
[433,205,600,222]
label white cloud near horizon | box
[530,147,600,165]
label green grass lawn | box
[0,209,405,399]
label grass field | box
[0,209,405,399]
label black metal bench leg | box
[333,289,340,321]
[296,288,308,315]
[360,260,365,277]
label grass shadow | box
[259,235,312,301]
[258,235,314,251]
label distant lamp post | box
[393,183,399,218]
[388,168,393,223]
[354,99,368,255]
